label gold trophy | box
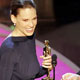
[42,40,53,80]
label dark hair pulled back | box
[10,0,36,16]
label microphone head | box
[52,54,57,66]
[52,54,57,61]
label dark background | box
[0,0,80,67]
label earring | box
[14,23,16,26]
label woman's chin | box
[25,32,34,36]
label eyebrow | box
[22,16,37,20]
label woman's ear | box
[10,15,16,24]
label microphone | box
[52,54,57,67]
[52,54,57,80]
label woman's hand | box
[40,55,52,70]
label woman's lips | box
[26,28,34,33]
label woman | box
[0,0,52,80]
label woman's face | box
[11,7,37,36]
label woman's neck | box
[11,27,26,37]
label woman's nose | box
[29,21,33,27]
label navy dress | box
[77,71,80,75]
[0,35,47,80]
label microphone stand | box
[53,66,55,80]
[52,54,57,80]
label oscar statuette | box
[42,40,53,80]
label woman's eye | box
[33,17,37,20]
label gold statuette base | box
[42,77,53,80]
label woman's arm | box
[35,66,48,78]
[0,47,14,80]
[35,55,52,78]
